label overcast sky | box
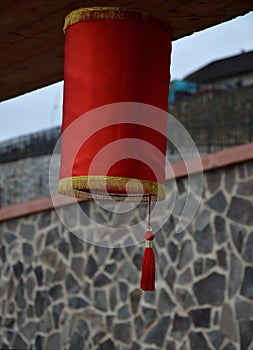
[0,11,252,143]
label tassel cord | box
[140,194,155,291]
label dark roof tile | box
[184,50,253,83]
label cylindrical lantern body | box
[58,7,172,201]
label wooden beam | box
[0,0,252,101]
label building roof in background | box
[184,50,253,83]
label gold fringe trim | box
[58,175,165,202]
[63,7,172,33]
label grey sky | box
[0,11,252,143]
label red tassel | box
[140,231,155,291]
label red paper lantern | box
[58,7,173,290]
[58,7,172,202]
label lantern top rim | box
[63,6,173,35]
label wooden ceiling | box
[0,0,252,102]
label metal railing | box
[0,127,61,164]
[168,85,253,157]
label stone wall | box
[0,160,253,349]
[0,126,60,207]
[0,154,60,208]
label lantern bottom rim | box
[58,175,165,202]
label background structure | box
[0,1,253,349]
